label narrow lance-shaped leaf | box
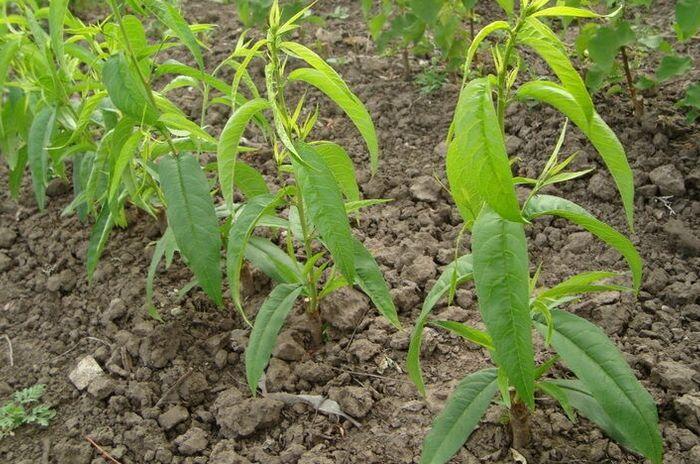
[516,81,635,230]
[245,236,303,286]
[472,207,534,408]
[533,310,663,463]
[234,161,269,199]
[246,284,303,394]
[351,237,400,328]
[312,142,360,202]
[109,130,142,205]
[420,369,499,464]
[27,106,57,210]
[48,0,69,67]
[159,153,223,306]
[86,206,115,282]
[465,21,509,71]
[524,195,642,290]
[103,54,160,126]
[143,0,204,69]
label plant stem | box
[620,46,644,118]
[510,400,531,450]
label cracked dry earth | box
[0,0,698,463]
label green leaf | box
[472,207,534,408]
[532,6,601,18]
[312,142,360,202]
[103,54,160,126]
[245,236,303,285]
[234,161,269,198]
[108,129,142,204]
[159,112,216,144]
[218,98,270,210]
[9,147,28,200]
[494,0,514,15]
[143,0,204,69]
[431,320,494,351]
[28,106,57,210]
[351,237,400,328]
[533,310,662,463]
[523,195,642,290]
[676,0,700,40]
[155,60,231,94]
[0,40,21,114]
[145,228,175,322]
[465,21,509,70]
[292,143,356,283]
[86,206,114,282]
[287,68,379,174]
[227,193,281,316]
[246,283,303,394]
[48,0,69,67]
[537,270,630,301]
[655,54,693,82]
[420,368,499,464]
[408,254,474,395]
[159,153,223,306]
[536,380,576,422]
[516,81,635,230]
[586,21,635,77]
[410,0,443,24]
[446,78,521,224]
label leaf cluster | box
[0,384,56,439]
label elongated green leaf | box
[312,142,360,202]
[432,320,494,351]
[28,106,57,210]
[518,18,594,122]
[246,283,303,393]
[245,236,303,285]
[351,237,400,328]
[109,129,142,203]
[446,78,521,224]
[537,271,629,301]
[218,98,270,210]
[516,81,634,229]
[49,0,69,67]
[536,380,576,422]
[287,68,379,174]
[280,41,354,98]
[159,153,222,305]
[0,40,21,112]
[9,147,28,200]
[420,368,499,464]
[86,206,114,282]
[227,193,280,314]
[159,112,216,144]
[408,254,474,395]
[676,0,700,41]
[234,161,269,198]
[495,0,514,15]
[103,54,160,126]
[465,21,509,70]
[410,0,443,24]
[534,310,662,463]
[292,143,355,283]
[146,228,175,322]
[155,60,230,94]
[524,195,642,290]
[143,0,204,69]
[532,7,601,18]
[472,207,534,408]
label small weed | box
[0,384,55,439]
[415,65,447,94]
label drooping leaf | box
[465,21,509,70]
[108,129,142,204]
[103,54,160,126]
[155,60,231,94]
[234,161,269,198]
[159,153,223,305]
[143,0,204,69]
[86,206,115,282]
[446,78,521,224]
[27,106,57,210]
[420,368,499,464]
[408,254,474,395]
[48,0,69,67]
[145,228,176,322]
[312,142,360,202]
[536,270,630,301]
[246,283,303,393]
[245,236,303,285]
[159,112,216,144]
[351,237,400,328]
[536,380,576,422]
[533,310,662,463]
[655,54,693,82]
[523,195,642,290]
[431,320,494,351]
[472,207,534,408]
[292,143,356,283]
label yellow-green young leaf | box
[159,153,223,306]
[446,78,521,224]
[523,194,642,290]
[121,15,148,58]
[103,54,160,126]
[465,21,510,70]
[517,18,594,123]
[532,7,602,18]
[86,206,114,282]
[537,270,630,301]
[351,237,400,328]
[28,106,57,210]
[292,143,356,283]
[156,60,231,94]
[67,91,107,145]
[287,68,379,174]
[246,284,303,394]
[472,207,534,408]
[420,369,499,464]
[312,142,360,202]
[159,112,216,144]
[48,0,69,67]
[217,98,270,210]
[108,129,142,204]
[533,310,662,464]
[495,0,514,15]
[516,81,635,230]
[245,236,303,285]
[408,255,474,395]
[234,161,269,199]
[431,320,494,351]
[142,0,204,69]
[280,42,354,98]
[227,193,280,316]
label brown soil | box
[1,1,698,463]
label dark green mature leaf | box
[292,143,355,283]
[287,69,379,174]
[472,207,534,408]
[351,237,400,328]
[9,147,28,200]
[655,54,693,82]
[534,310,662,463]
[218,98,270,210]
[409,254,474,395]
[524,195,642,290]
[312,142,360,202]
[159,154,222,306]
[410,0,443,23]
[536,380,576,422]
[234,161,269,198]
[86,206,114,282]
[103,54,160,126]
[143,0,204,69]
[245,236,303,285]
[109,130,142,204]
[676,0,700,40]
[246,284,303,393]
[446,78,521,224]
[516,81,635,230]
[420,369,499,464]
[28,106,57,210]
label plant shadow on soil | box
[0,0,699,463]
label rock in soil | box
[649,164,686,196]
[675,393,700,434]
[210,439,252,464]
[214,395,284,438]
[409,175,441,202]
[0,227,17,248]
[321,287,370,331]
[69,355,105,391]
[328,386,374,418]
[174,426,208,455]
[158,404,189,430]
[664,219,700,256]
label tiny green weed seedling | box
[409,1,662,463]
[0,384,55,439]
[415,62,448,94]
